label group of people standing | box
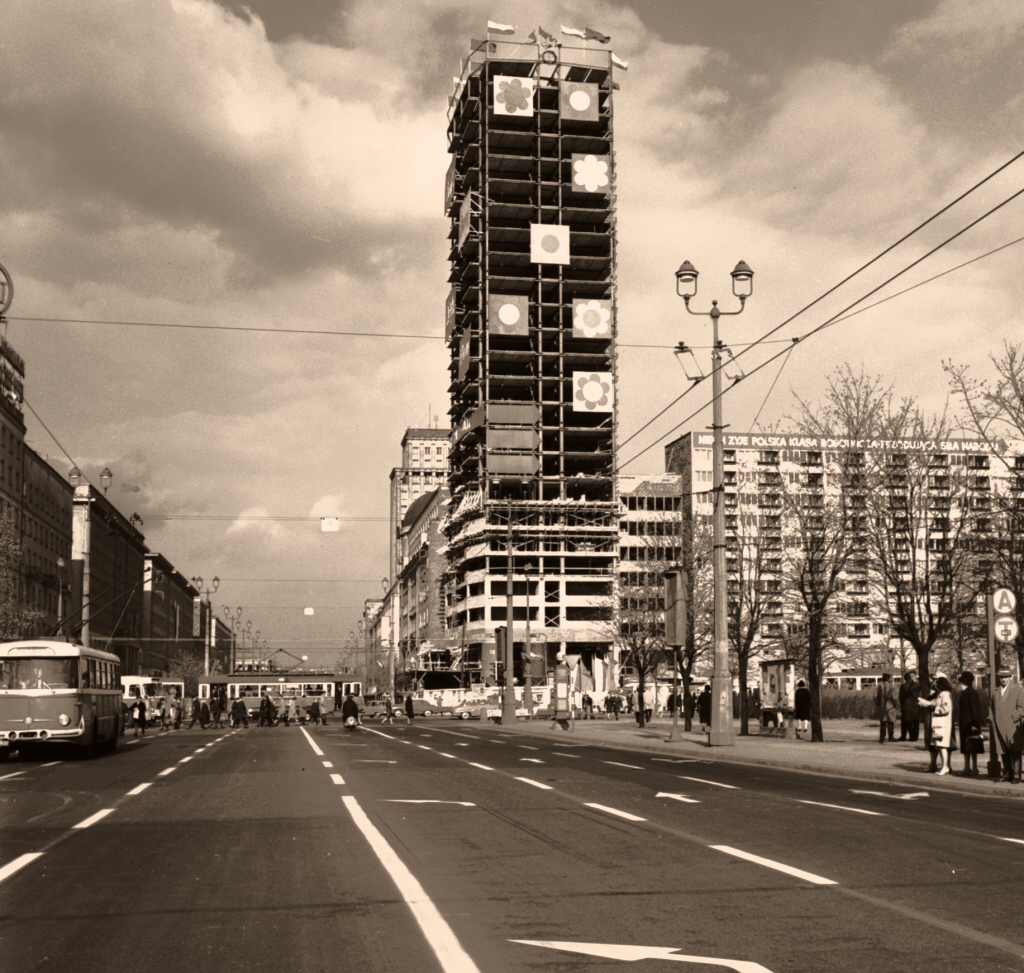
[877,668,1024,781]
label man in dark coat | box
[957,671,984,776]
[697,685,712,730]
[794,680,811,733]
[876,672,899,743]
[899,671,920,742]
[992,669,1024,783]
[405,693,416,725]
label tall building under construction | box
[442,27,624,693]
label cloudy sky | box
[3,0,1023,659]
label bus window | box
[0,658,79,689]
[144,683,158,697]
[279,684,301,697]
[236,684,259,698]
[199,684,209,699]
[303,684,324,696]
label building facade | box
[442,28,623,693]
[22,448,73,634]
[389,428,450,584]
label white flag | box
[320,517,340,532]
[487,20,515,34]
[561,25,586,37]
[304,607,315,616]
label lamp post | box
[224,605,242,671]
[191,576,220,676]
[68,466,90,646]
[56,556,65,636]
[522,562,536,719]
[675,259,754,747]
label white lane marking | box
[157,767,176,776]
[798,800,884,817]
[849,789,930,801]
[651,757,698,764]
[299,726,325,756]
[127,783,152,796]
[330,773,346,785]
[604,760,642,770]
[0,771,26,781]
[515,777,552,790]
[178,756,193,763]
[679,776,738,789]
[384,800,476,806]
[488,740,506,745]
[550,751,580,758]
[73,808,115,829]
[418,745,433,751]
[551,743,584,748]
[124,739,140,745]
[657,792,700,804]
[40,761,61,767]
[520,758,544,763]
[323,760,334,768]
[519,745,539,750]
[438,753,457,759]
[454,743,469,747]
[711,845,836,885]
[343,795,482,973]
[513,939,774,971]
[0,853,44,885]
[354,759,398,763]
[194,748,207,753]
[468,763,493,771]
[584,803,646,822]
[998,837,1024,846]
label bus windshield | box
[0,658,79,690]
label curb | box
[488,718,1024,800]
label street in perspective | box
[4,4,1024,972]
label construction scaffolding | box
[443,29,624,693]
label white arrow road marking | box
[657,792,700,804]
[126,783,152,796]
[0,853,44,886]
[849,789,930,801]
[73,808,115,830]
[798,800,884,816]
[519,758,544,763]
[604,760,642,769]
[512,940,774,971]
[584,803,646,822]
[343,796,481,973]
[382,800,476,806]
[515,777,553,790]
[678,776,738,789]
[711,846,835,885]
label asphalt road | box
[3,718,1024,973]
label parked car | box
[360,694,391,720]
[395,692,445,717]
[451,695,499,720]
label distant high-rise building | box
[443,28,623,692]
[389,428,449,583]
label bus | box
[197,673,339,721]
[120,675,186,725]
[0,640,122,759]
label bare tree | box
[947,344,1024,671]
[0,514,44,641]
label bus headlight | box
[59,714,71,726]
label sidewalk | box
[489,715,1024,799]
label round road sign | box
[995,615,1019,644]
[994,588,1017,614]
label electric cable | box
[616,148,1024,453]
[617,185,1024,471]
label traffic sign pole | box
[987,593,1002,779]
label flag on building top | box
[570,153,610,193]
[573,372,614,412]
[488,294,530,336]
[487,20,515,34]
[530,224,570,265]
[320,517,340,532]
[561,25,585,37]
[493,75,535,116]
[584,27,610,42]
[572,299,612,338]
[528,25,556,44]
[304,607,315,616]
[560,81,599,121]
[611,53,629,69]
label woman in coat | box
[919,675,955,775]
[405,692,416,725]
[697,685,712,731]
[957,671,985,777]
[794,680,811,734]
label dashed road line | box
[439,753,457,759]
[549,751,580,758]
[157,767,176,776]
[126,783,152,796]
[299,726,325,756]
[343,795,481,972]
[657,792,700,804]
[0,771,26,781]
[798,800,884,817]
[0,853,43,885]
[711,845,835,885]
[323,760,334,768]
[584,803,646,823]
[330,773,346,785]
[604,760,642,770]
[515,777,552,790]
[73,808,115,830]
[679,776,738,789]
[40,761,61,767]
[178,756,193,763]
[468,762,493,771]
[519,745,539,750]
[519,758,544,763]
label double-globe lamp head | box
[675,260,754,302]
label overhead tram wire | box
[617,186,1024,472]
[616,147,1024,453]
